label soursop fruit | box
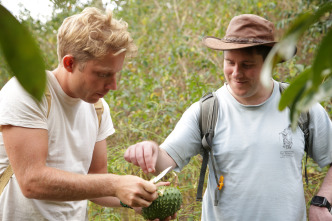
[142,186,182,220]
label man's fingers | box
[131,183,158,207]
[136,144,149,173]
[143,180,158,193]
[118,181,157,208]
[155,181,170,187]
[131,196,154,208]
[124,146,137,165]
[133,207,142,215]
[142,144,156,173]
[124,142,158,174]
[125,142,158,174]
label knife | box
[150,166,172,184]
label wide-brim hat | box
[203,14,278,50]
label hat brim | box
[202,36,277,50]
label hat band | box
[222,37,273,44]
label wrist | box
[311,196,332,212]
[120,201,133,209]
[108,174,121,197]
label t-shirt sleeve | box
[0,77,48,130]
[160,101,202,171]
[96,98,115,142]
[308,103,332,168]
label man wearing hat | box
[124,14,332,220]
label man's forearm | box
[21,166,120,201]
[90,196,121,207]
[308,165,332,220]
[154,148,177,175]
[316,164,332,202]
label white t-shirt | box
[161,80,332,221]
[0,71,115,220]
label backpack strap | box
[279,82,310,185]
[196,92,221,206]
[45,86,51,118]
[94,99,104,128]
[0,164,13,194]
[298,111,310,184]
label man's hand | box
[309,205,332,221]
[133,207,177,221]
[114,174,159,207]
[132,182,177,221]
[124,141,159,174]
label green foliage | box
[0,0,330,220]
[262,2,332,128]
[0,4,46,100]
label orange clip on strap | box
[218,175,224,190]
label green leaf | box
[261,34,297,87]
[279,67,312,111]
[283,2,332,39]
[282,12,312,40]
[261,2,332,87]
[287,70,332,130]
[312,27,332,88]
[261,44,283,87]
[0,5,46,101]
[299,77,332,113]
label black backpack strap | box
[279,82,310,185]
[298,111,310,184]
[196,92,220,205]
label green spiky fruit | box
[142,186,182,220]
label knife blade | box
[150,166,172,184]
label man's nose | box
[232,64,243,77]
[105,76,117,91]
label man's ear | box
[62,55,74,72]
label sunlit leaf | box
[299,77,332,113]
[288,71,332,130]
[261,45,282,87]
[0,5,46,101]
[261,33,297,87]
[288,80,309,130]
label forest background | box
[0,0,331,220]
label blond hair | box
[57,7,137,65]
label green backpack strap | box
[279,82,310,184]
[196,92,221,206]
[94,99,104,129]
[0,164,13,194]
[45,86,51,117]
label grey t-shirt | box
[161,80,332,221]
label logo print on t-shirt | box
[279,125,294,158]
[279,126,293,149]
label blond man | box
[0,7,163,220]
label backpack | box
[196,82,310,206]
[0,88,104,194]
